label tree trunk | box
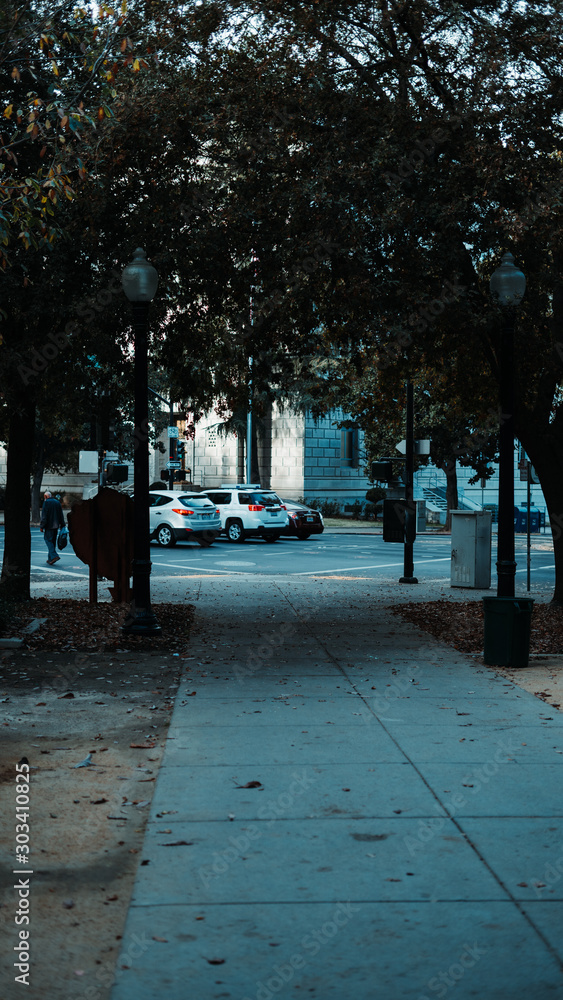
[518,433,563,603]
[31,436,45,524]
[440,459,458,531]
[1,395,36,600]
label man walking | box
[40,491,65,565]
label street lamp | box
[121,248,162,635]
[489,251,526,598]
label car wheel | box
[296,531,311,540]
[156,524,176,547]
[263,532,281,543]
[226,519,245,543]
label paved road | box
[4,527,555,595]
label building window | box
[340,429,354,467]
[207,426,217,448]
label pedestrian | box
[40,491,65,565]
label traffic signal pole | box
[399,380,418,584]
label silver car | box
[149,490,221,547]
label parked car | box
[148,490,221,547]
[204,485,288,542]
[280,499,324,539]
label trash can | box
[482,597,535,667]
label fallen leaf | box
[236,781,262,789]
[130,743,155,749]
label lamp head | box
[489,252,526,306]
[122,248,158,302]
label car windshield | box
[178,495,215,508]
[250,492,281,507]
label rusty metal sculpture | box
[68,489,134,603]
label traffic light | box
[371,461,393,482]
[177,440,186,461]
[104,462,128,485]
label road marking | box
[152,562,256,575]
[292,557,452,576]
[32,566,89,578]
[515,564,555,572]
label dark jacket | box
[40,497,65,531]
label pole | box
[122,301,161,634]
[168,400,178,491]
[496,311,516,597]
[399,380,418,584]
[526,460,531,592]
[246,357,252,484]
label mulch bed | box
[392,600,563,654]
[4,599,195,652]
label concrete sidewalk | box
[110,577,563,1000]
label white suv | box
[148,490,221,547]
[204,485,288,543]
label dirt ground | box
[0,605,192,1000]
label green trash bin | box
[482,597,534,667]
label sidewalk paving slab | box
[110,576,563,1000]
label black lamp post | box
[121,248,162,635]
[489,252,526,598]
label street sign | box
[395,439,431,455]
[166,461,181,470]
[167,426,179,438]
[415,439,431,455]
[79,450,98,474]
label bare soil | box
[0,601,193,1000]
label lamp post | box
[121,248,162,635]
[489,252,526,598]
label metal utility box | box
[450,510,492,588]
